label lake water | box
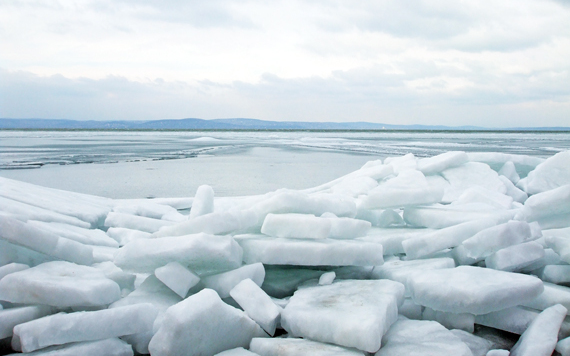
[1,130,569,199]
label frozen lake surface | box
[1,130,569,198]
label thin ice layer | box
[249,337,365,356]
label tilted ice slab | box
[321,213,371,239]
[408,266,544,315]
[27,220,119,248]
[421,307,475,333]
[236,234,384,266]
[375,318,473,356]
[466,152,543,177]
[0,196,90,228]
[104,212,175,233]
[153,209,257,237]
[249,337,365,356]
[359,170,444,209]
[114,232,243,273]
[510,304,567,356]
[189,185,215,219]
[516,184,570,223]
[0,215,94,265]
[0,261,121,307]
[358,227,433,255]
[281,280,404,353]
[5,338,134,356]
[202,262,265,299]
[148,289,266,356]
[403,203,515,229]
[0,305,53,339]
[417,151,468,175]
[522,282,570,314]
[440,162,506,202]
[484,241,545,272]
[215,348,259,356]
[13,303,158,353]
[460,221,531,260]
[261,213,331,239]
[522,150,570,194]
[155,261,200,298]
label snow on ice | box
[1,150,570,355]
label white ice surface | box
[524,150,570,194]
[261,213,331,239]
[450,329,494,356]
[318,271,336,285]
[484,241,545,272]
[189,185,215,219]
[408,266,544,315]
[215,347,259,356]
[522,282,570,314]
[441,162,506,202]
[416,151,468,175]
[249,337,365,356]
[403,203,515,229]
[6,338,134,356]
[0,305,53,339]
[422,307,475,332]
[27,221,118,247]
[148,289,265,356]
[498,160,520,184]
[510,304,567,356]
[104,212,175,233]
[557,336,570,356]
[154,209,257,237]
[0,262,29,280]
[460,221,531,260]
[0,261,121,307]
[281,279,404,353]
[202,263,265,299]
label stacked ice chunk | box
[1,150,570,355]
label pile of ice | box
[1,150,570,356]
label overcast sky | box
[1,0,569,127]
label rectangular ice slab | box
[484,241,545,272]
[155,261,200,298]
[460,221,531,260]
[230,278,282,336]
[375,318,473,356]
[0,215,94,265]
[0,261,121,307]
[148,289,265,356]
[250,337,365,356]
[202,263,265,299]
[14,303,158,353]
[281,280,404,353]
[114,232,243,273]
[261,214,331,239]
[105,212,175,233]
[408,266,544,315]
[236,235,384,266]
[0,305,53,339]
[153,210,257,237]
[6,338,134,356]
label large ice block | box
[510,304,567,356]
[230,278,282,336]
[375,318,473,356]
[403,203,515,229]
[189,185,215,219]
[202,263,265,298]
[6,338,134,356]
[0,215,94,265]
[236,234,384,266]
[321,213,371,239]
[0,261,121,307]
[281,280,404,353]
[249,337,365,356]
[358,227,433,255]
[148,289,265,356]
[545,234,570,264]
[417,151,468,175]
[27,221,119,248]
[104,212,175,233]
[484,241,545,272]
[0,305,53,339]
[260,214,331,239]
[114,232,243,273]
[14,303,158,353]
[408,266,544,314]
[522,282,570,313]
[155,261,200,298]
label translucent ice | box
[249,337,365,356]
[154,209,257,237]
[148,289,265,356]
[522,282,570,313]
[498,161,521,184]
[557,337,570,356]
[154,261,200,298]
[404,204,514,229]
[281,280,404,352]
[190,185,215,219]
[215,347,259,356]
[27,220,119,248]
[318,271,336,285]
[422,307,475,332]
[441,162,506,202]
[202,263,265,299]
[0,261,121,307]
[484,241,545,272]
[0,262,29,280]
[230,278,282,336]
[5,338,134,356]
[460,221,531,260]
[408,266,544,314]
[524,150,570,194]
[417,151,468,175]
[261,213,331,239]
[0,305,53,339]
[375,318,473,356]
[104,212,175,233]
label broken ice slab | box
[460,221,531,260]
[153,209,257,237]
[453,186,514,209]
[321,213,372,239]
[534,265,570,284]
[557,336,570,356]
[0,306,53,339]
[27,220,119,248]
[0,215,94,265]
[114,232,243,273]
[6,338,134,356]
[0,261,121,307]
[403,203,515,229]
[0,196,90,228]
[189,185,215,219]
[249,337,365,356]
[509,304,567,356]
[450,329,494,356]
[281,280,404,353]
[440,161,507,202]
[401,218,500,259]
[148,289,265,356]
[374,318,473,356]
[354,209,404,228]
[236,234,384,267]
[408,266,544,315]
[358,227,434,255]
[421,307,475,333]
[154,261,200,298]
[13,303,158,353]
[0,262,29,280]
[416,151,468,175]
[522,282,570,313]
[202,263,265,299]
[515,184,570,224]
[215,347,259,356]
[484,241,545,272]
[498,161,521,184]
[544,233,570,264]
[104,212,175,233]
[106,227,152,246]
[261,213,331,239]
[230,278,282,336]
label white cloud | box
[0,0,569,126]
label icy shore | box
[1,150,570,355]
